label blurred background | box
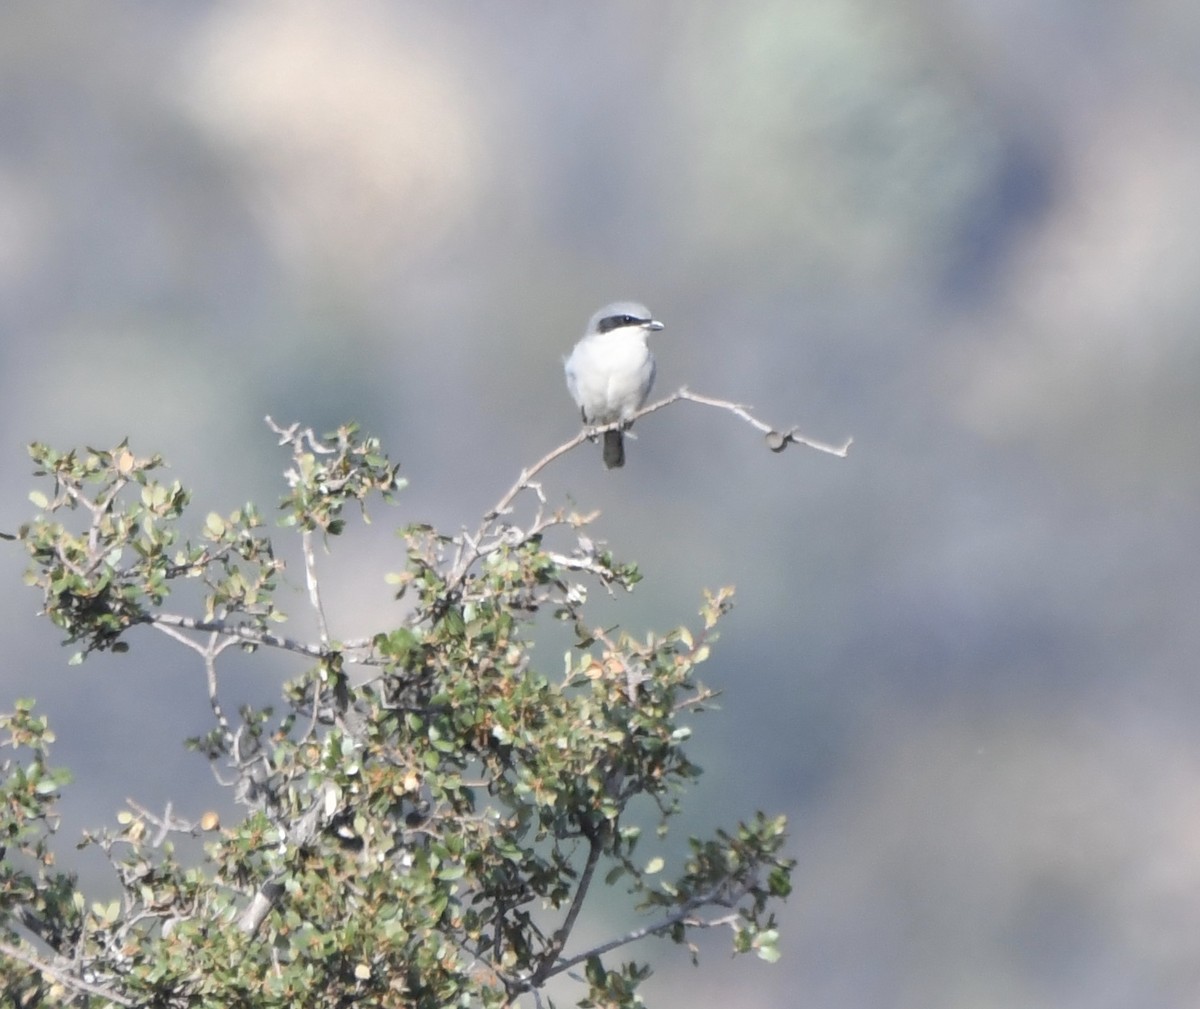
[2,2,1200,1006]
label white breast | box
[565,330,656,425]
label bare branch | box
[533,830,607,985]
[302,528,331,647]
[646,387,853,458]
[237,880,285,938]
[449,386,850,590]
[124,797,202,846]
[265,416,337,455]
[150,624,237,748]
[145,613,378,664]
[0,940,136,1007]
[202,633,236,744]
[546,880,753,981]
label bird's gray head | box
[588,301,665,336]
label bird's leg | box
[580,409,602,443]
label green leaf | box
[756,943,781,963]
[8,425,795,1005]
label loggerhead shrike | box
[564,301,664,468]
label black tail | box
[603,430,624,468]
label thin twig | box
[150,624,237,746]
[670,387,853,457]
[301,528,331,647]
[203,632,235,744]
[124,797,200,846]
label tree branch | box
[532,829,606,985]
[301,527,331,647]
[668,387,853,457]
[544,880,752,982]
[151,624,237,748]
[123,797,204,846]
[0,940,135,1007]
[449,386,850,590]
[144,613,378,664]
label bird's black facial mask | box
[596,313,647,334]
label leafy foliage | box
[2,422,792,1008]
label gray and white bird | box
[564,301,664,468]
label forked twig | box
[450,387,850,587]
